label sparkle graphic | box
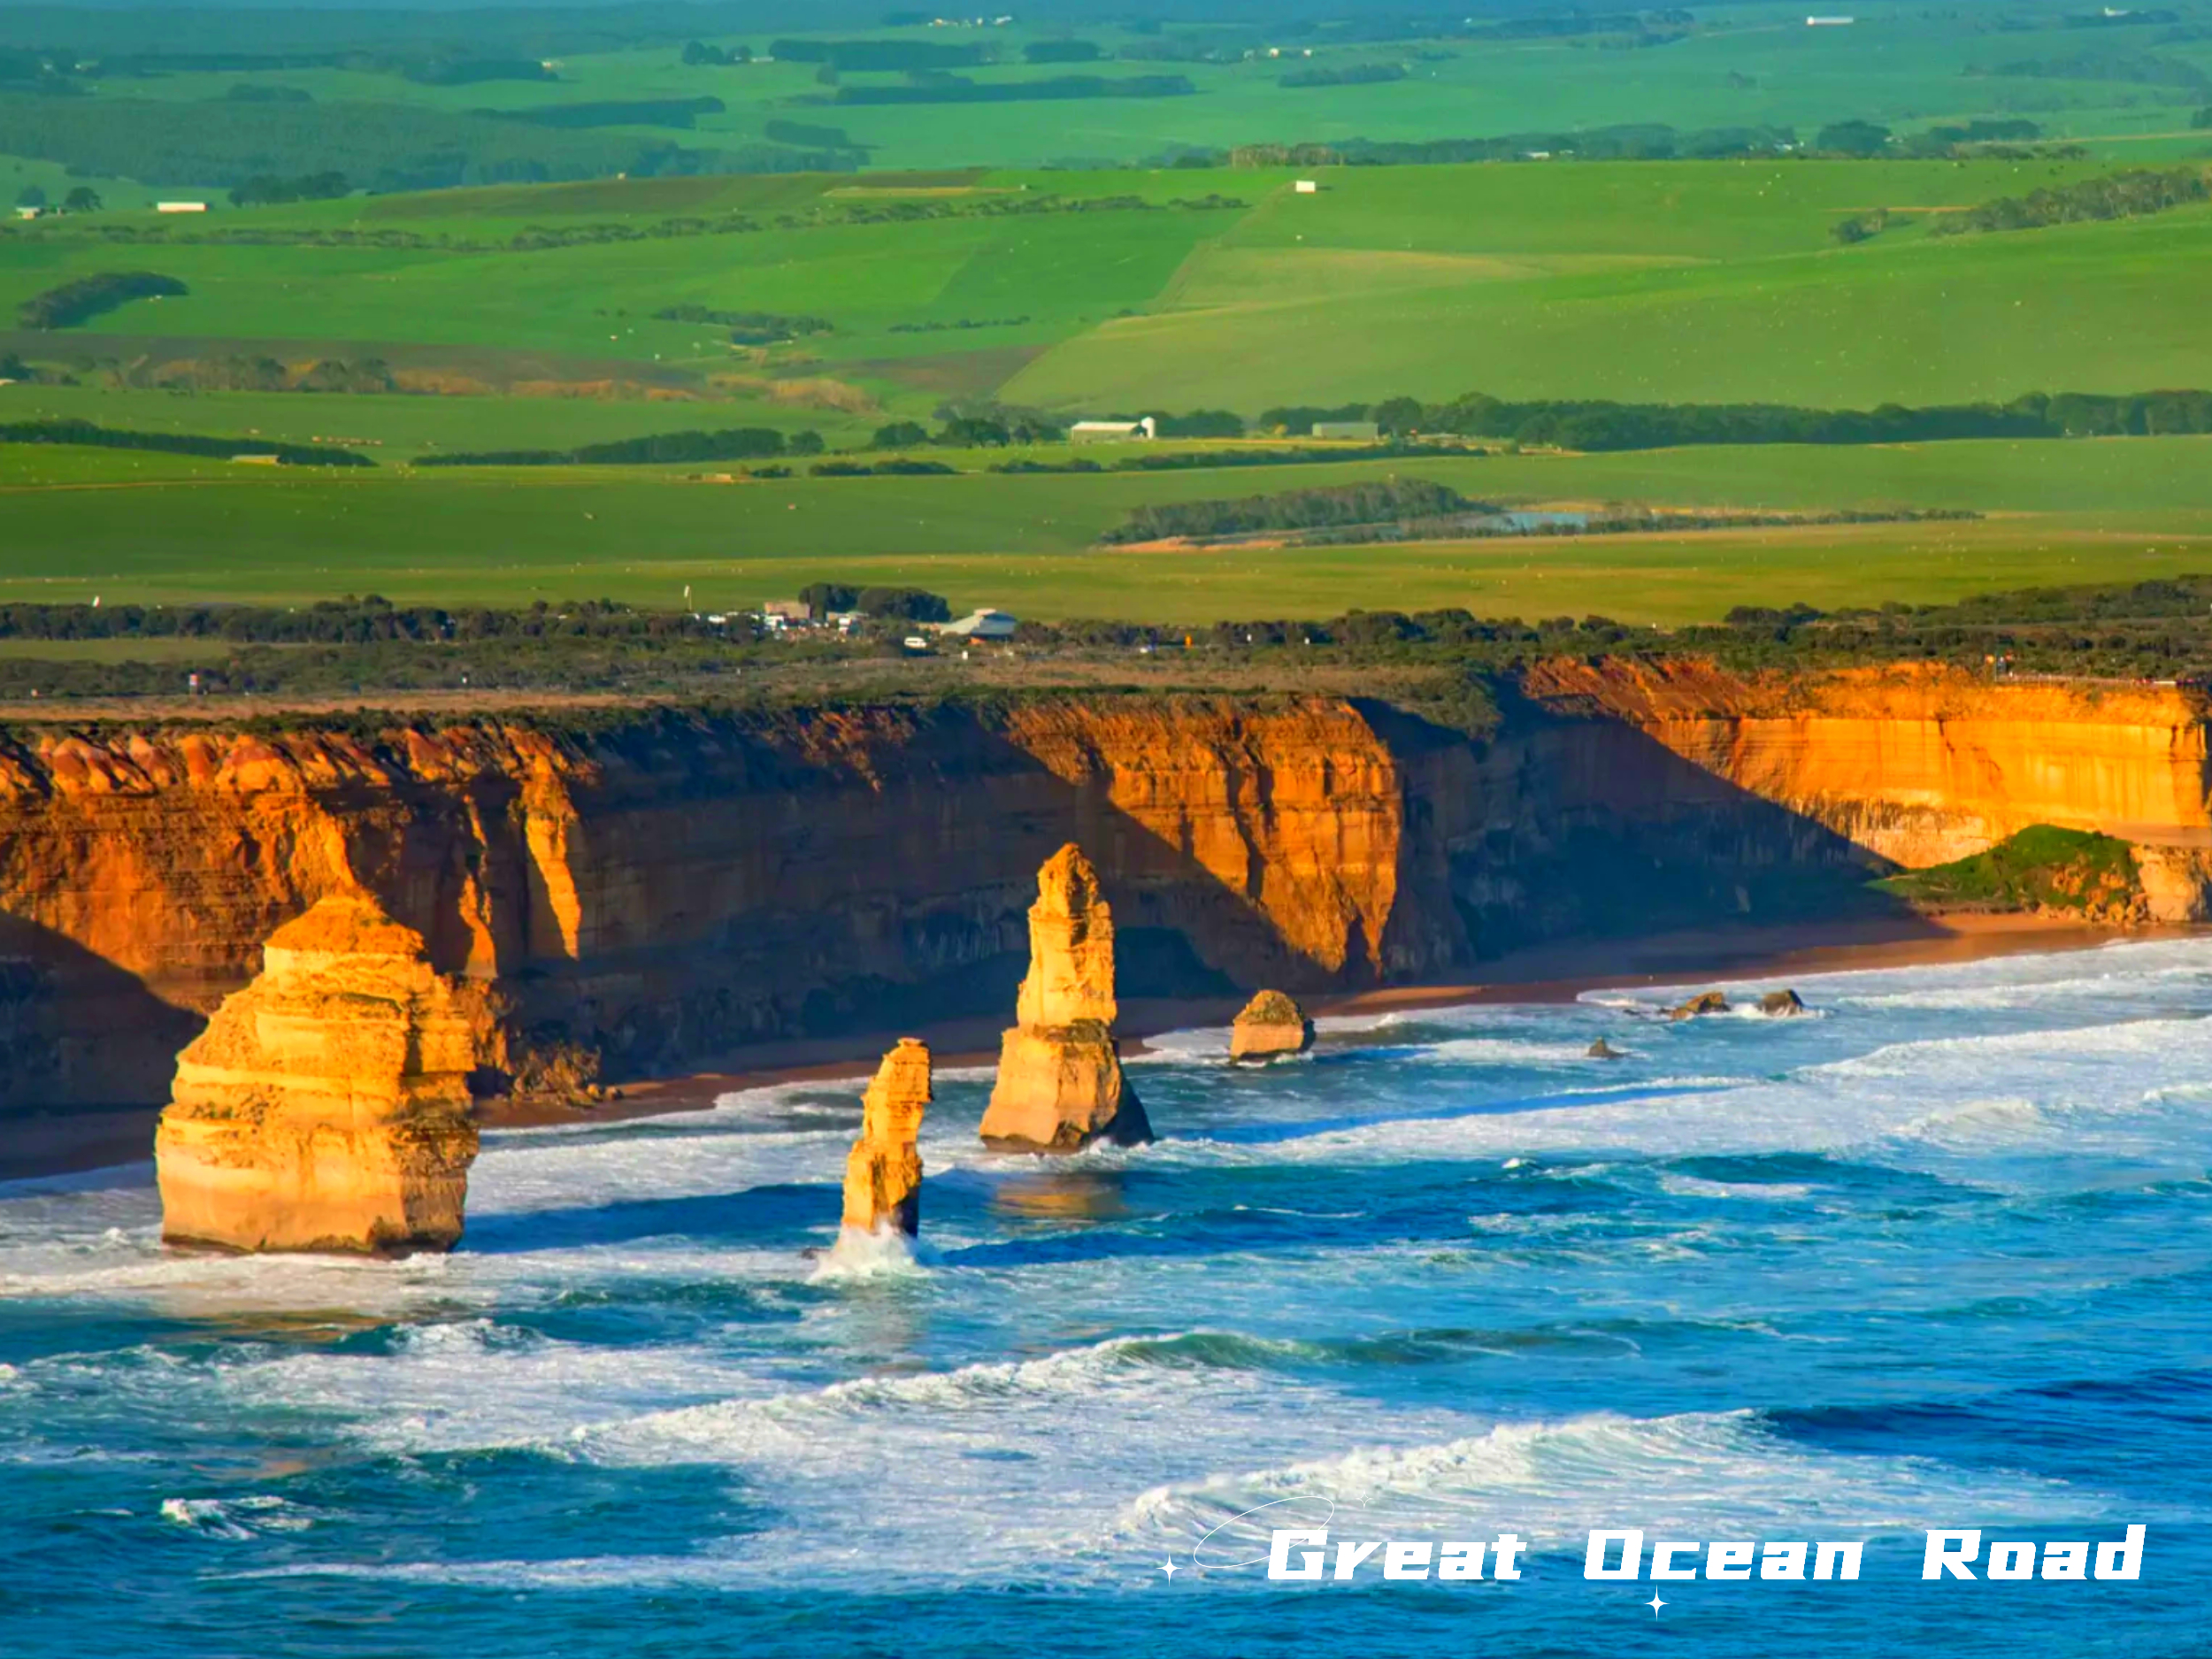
[1161,1559,1179,1578]
[1647,1593,1668,1617]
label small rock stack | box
[979,844,1153,1152]
[841,1038,933,1236]
[1230,989,1315,1061]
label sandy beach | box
[4,910,2188,1186]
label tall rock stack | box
[154,895,490,1254]
[979,844,1153,1152]
[841,1038,932,1235]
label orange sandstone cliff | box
[4,674,2211,1118]
[0,702,1430,1114]
[1517,660,2212,913]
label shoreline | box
[457,911,2204,1126]
[4,911,2193,1186]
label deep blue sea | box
[3,940,2208,1658]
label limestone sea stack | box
[154,894,490,1254]
[1230,989,1315,1061]
[979,844,1154,1152]
[842,1038,932,1235]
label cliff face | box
[1520,660,2212,864]
[0,702,1423,1112]
[6,669,2212,1116]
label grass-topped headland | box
[14,574,2212,721]
[1873,825,2147,920]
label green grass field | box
[4,436,2208,623]
[8,154,2209,448]
[4,8,2208,633]
[24,0,2208,171]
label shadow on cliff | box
[1450,687,1950,961]
[0,916,204,1114]
[531,708,1380,1079]
[507,698,1959,1083]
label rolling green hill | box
[8,155,2207,443]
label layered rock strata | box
[154,895,488,1253]
[1229,990,1315,1061]
[841,1038,932,1235]
[1519,659,2212,871]
[8,672,2212,1118]
[979,845,1152,1152]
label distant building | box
[156,201,208,213]
[941,608,1019,641]
[1805,15,1855,24]
[1294,180,1319,194]
[1070,417,1157,442]
[1312,420,1381,442]
[12,206,42,221]
[761,599,811,632]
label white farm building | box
[1070,417,1156,442]
[941,609,1019,641]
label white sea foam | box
[227,1401,2123,1592]
[4,933,2209,1607]
[810,1225,931,1282]
[159,1494,319,1539]
[1418,1037,1615,1066]
[1657,1175,1816,1201]
[1116,1407,2103,1563]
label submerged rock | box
[979,844,1153,1152]
[1759,989,1808,1017]
[154,894,489,1254]
[1230,989,1315,1062]
[842,1038,932,1236]
[1587,1037,1624,1060]
[1669,990,1732,1020]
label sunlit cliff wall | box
[4,668,2208,1113]
[1520,659,2212,863]
[0,703,1430,1110]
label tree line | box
[793,584,951,622]
[15,271,186,329]
[1102,480,1472,544]
[229,172,350,206]
[1254,389,2212,449]
[1930,166,2208,235]
[418,427,820,467]
[0,595,714,644]
[17,188,1238,257]
[0,417,369,465]
[0,92,849,192]
[1280,64,1406,88]
[651,306,833,345]
[830,74,1194,105]
[482,96,726,131]
[1222,115,2070,170]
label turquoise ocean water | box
[2,940,2208,1656]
